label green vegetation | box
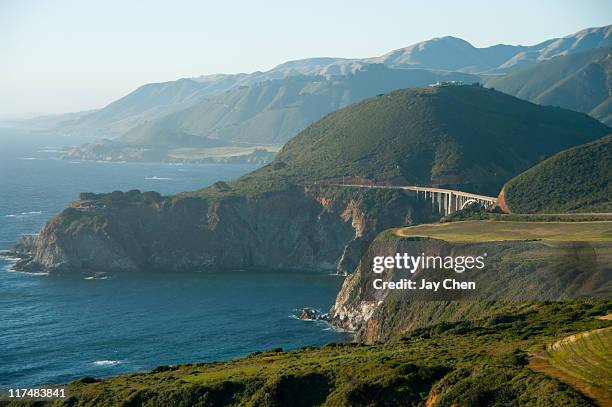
[67,86,610,206]
[118,66,479,147]
[168,146,280,161]
[530,326,612,405]
[442,209,612,223]
[502,135,612,213]
[485,48,612,125]
[8,302,609,406]
[234,85,609,196]
[394,220,612,242]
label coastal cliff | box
[331,223,612,343]
[11,186,429,274]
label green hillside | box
[486,48,612,125]
[234,85,610,196]
[10,302,610,406]
[501,135,612,213]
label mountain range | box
[486,47,612,125]
[13,25,612,161]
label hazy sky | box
[1,0,610,118]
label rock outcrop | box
[331,233,612,343]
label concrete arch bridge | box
[322,182,497,216]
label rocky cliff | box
[331,230,612,343]
[11,186,432,274]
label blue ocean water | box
[0,129,349,388]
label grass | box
[529,324,612,406]
[168,145,281,160]
[246,85,609,196]
[394,220,612,242]
[502,135,612,214]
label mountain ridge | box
[486,47,612,125]
[14,25,611,142]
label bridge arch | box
[460,198,481,210]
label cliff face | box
[12,187,431,274]
[332,234,612,343]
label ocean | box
[0,129,349,388]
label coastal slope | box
[5,301,610,406]
[499,135,612,213]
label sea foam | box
[93,360,122,366]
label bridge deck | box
[330,183,497,203]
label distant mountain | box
[299,25,612,74]
[15,25,610,141]
[66,65,481,161]
[119,65,479,146]
[499,135,612,213]
[485,48,612,125]
[496,26,612,72]
[250,25,612,77]
[49,76,247,137]
[369,36,525,73]
[242,85,610,195]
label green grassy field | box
[168,145,281,160]
[395,220,612,242]
[530,325,612,406]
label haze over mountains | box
[485,47,612,125]
[13,25,612,162]
[119,66,479,146]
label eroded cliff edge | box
[331,229,612,343]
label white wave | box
[145,176,172,180]
[326,325,355,333]
[3,263,49,276]
[93,360,122,366]
[20,271,49,276]
[84,276,110,280]
[69,161,81,164]
[19,157,38,160]
[5,211,42,218]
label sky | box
[1,0,610,119]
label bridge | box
[315,182,497,216]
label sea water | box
[0,129,349,388]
